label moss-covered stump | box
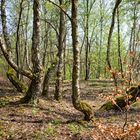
[74,101,93,121]
[99,85,140,111]
[100,96,126,111]
[7,68,28,93]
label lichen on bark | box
[7,68,28,93]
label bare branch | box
[41,18,59,37]
[0,37,33,79]
[47,0,71,21]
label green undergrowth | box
[0,98,9,107]
[68,123,85,134]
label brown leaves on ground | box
[0,77,140,139]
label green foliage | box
[0,58,6,75]
[45,1,55,12]
[32,123,57,139]
[0,98,9,108]
[45,123,56,137]
[68,123,84,134]
[0,58,5,65]
[51,119,62,125]
[0,121,5,138]
[32,107,39,116]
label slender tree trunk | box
[117,7,123,78]
[128,3,137,86]
[71,0,93,121]
[63,32,66,80]
[54,0,65,100]
[106,0,122,87]
[23,0,30,70]
[42,62,57,97]
[21,0,43,104]
[1,0,11,55]
[97,0,103,79]
[42,23,49,67]
[85,0,90,80]
[15,0,24,79]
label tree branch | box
[40,18,59,37]
[47,0,71,21]
[0,37,33,79]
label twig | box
[47,0,71,21]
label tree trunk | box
[63,30,67,80]
[21,0,43,104]
[117,7,123,78]
[85,0,90,81]
[23,0,30,70]
[1,0,11,54]
[97,0,103,79]
[54,0,66,100]
[15,0,24,79]
[42,62,57,97]
[6,68,27,93]
[128,4,137,86]
[71,0,93,121]
[106,0,122,87]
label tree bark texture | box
[55,0,66,100]
[15,0,24,79]
[21,0,43,103]
[106,0,122,87]
[117,7,123,78]
[71,0,93,121]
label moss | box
[79,101,93,114]
[130,101,140,109]
[99,85,140,111]
[78,101,93,121]
[68,123,84,134]
[100,96,126,111]
[100,101,114,111]
[7,68,28,93]
[0,98,9,107]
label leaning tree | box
[71,0,93,121]
[0,0,43,104]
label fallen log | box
[99,85,140,111]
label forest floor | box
[0,76,140,140]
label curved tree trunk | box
[0,0,32,79]
[7,68,27,93]
[0,0,32,92]
[71,0,93,121]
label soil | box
[0,77,140,140]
